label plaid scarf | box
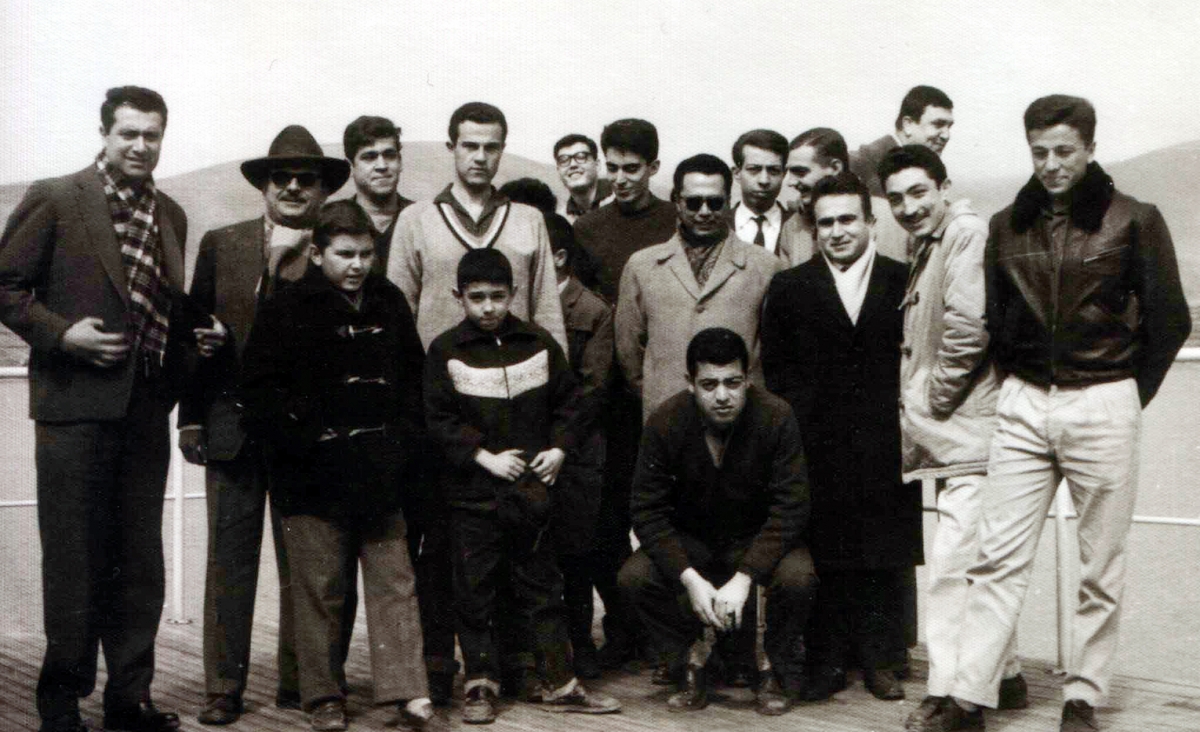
[681,232,726,288]
[96,152,172,365]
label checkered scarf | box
[96,152,172,365]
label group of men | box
[0,82,1189,732]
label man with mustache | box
[179,125,353,725]
[553,133,613,223]
[344,116,413,274]
[850,85,955,197]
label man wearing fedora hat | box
[179,124,354,725]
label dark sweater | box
[630,386,810,583]
[574,196,677,302]
[424,313,582,505]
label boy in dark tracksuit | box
[424,248,621,725]
[241,201,432,731]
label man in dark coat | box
[761,171,922,702]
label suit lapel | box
[662,239,702,301]
[158,204,185,292]
[75,170,129,305]
[697,236,745,301]
[809,258,855,334]
[853,253,891,335]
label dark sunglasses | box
[270,170,320,188]
[682,196,726,212]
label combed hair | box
[788,127,849,168]
[810,171,872,220]
[313,200,373,251]
[498,177,558,215]
[554,133,598,158]
[877,144,948,189]
[672,153,733,199]
[343,116,400,161]
[448,101,507,144]
[101,86,167,132]
[600,119,659,163]
[732,129,788,167]
[457,248,514,291]
[686,327,749,377]
[1024,94,1097,145]
[895,85,953,131]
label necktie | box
[753,215,766,247]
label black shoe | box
[39,712,86,732]
[197,694,243,725]
[650,661,675,686]
[1060,699,1098,731]
[539,681,621,714]
[103,701,182,732]
[427,670,455,707]
[799,667,847,701]
[907,696,984,732]
[276,688,303,710]
[462,685,497,725]
[755,673,794,716]
[865,667,906,700]
[998,673,1029,710]
[726,663,756,689]
[309,699,347,732]
[573,641,601,679]
[666,665,708,712]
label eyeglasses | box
[682,196,726,212]
[270,170,320,188]
[556,151,594,167]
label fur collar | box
[1011,161,1115,234]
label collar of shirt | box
[734,201,783,245]
[434,183,509,238]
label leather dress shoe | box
[103,701,181,732]
[462,685,497,725]
[197,694,243,725]
[998,673,1029,710]
[865,667,906,700]
[799,667,847,701]
[908,697,984,732]
[755,673,794,716]
[309,699,348,731]
[1060,699,1098,731]
[650,661,675,686]
[666,664,708,712]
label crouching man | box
[619,328,816,716]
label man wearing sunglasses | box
[179,125,353,725]
[553,133,613,223]
[615,153,784,425]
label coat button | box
[695,304,706,313]
[902,345,913,357]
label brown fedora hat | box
[241,125,350,192]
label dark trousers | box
[35,374,172,721]
[401,486,457,675]
[594,385,642,652]
[450,506,573,689]
[619,537,816,683]
[804,567,908,672]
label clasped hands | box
[680,567,753,632]
[475,447,566,485]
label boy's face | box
[455,281,515,331]
[312,233,374,293]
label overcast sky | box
[2,0,1197,186]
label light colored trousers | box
[951,377,1141,708]
[925,472,1020,697]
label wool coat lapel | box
[74,171,129,305]
[697,235,746,301]
[809,256,856,336]
[661,240,702,300]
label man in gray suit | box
[179,126,350,725]
[0,86,189,732]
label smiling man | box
[850,85,954,197]
[553,133,612,223]
[344,116,413,274]
[0,86,189,732]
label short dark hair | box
[343,115,401,161]
[553,133,598,159]
[672,154,733,200]
[448,102,507,144]
[877,144,948,189]
[895,85,953,131]
[732,129,788,167]
[498,177,558,215]
[600,119,659,163]
[686,327,749,377]
[810,171,872,220]
[313,200,373,252]
[101,86,168,133]
[788,127,849,168]
[457,248,513,291]
[1024,94,1097,145]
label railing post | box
[167,405,191,625]
[1053,481,1074,672]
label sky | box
[1,0,1198,186]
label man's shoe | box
[908,696,984,732]
[427,670,455,707]
[540,680,621,714]
[650,661,675,686]
[309,699,348,732]
[667,665,708,712]
[799,667,847,701]
[394,699,434,729]
[103,701,182,732]
[276,688,303,710]
[865,667,906,700]
[1060,699,1098,731]
[997,673,1029,710]
[755,674,794,716]
[197,694,243,725]
[39,712,87,732]
[462,685,498,725]
[905,696,945,731]
[726,663,756,689]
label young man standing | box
[729,129,792,256]
[850,85,955,196]
[553,133,612,223]
[344,116,413,274]
[921,95,1190,732]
